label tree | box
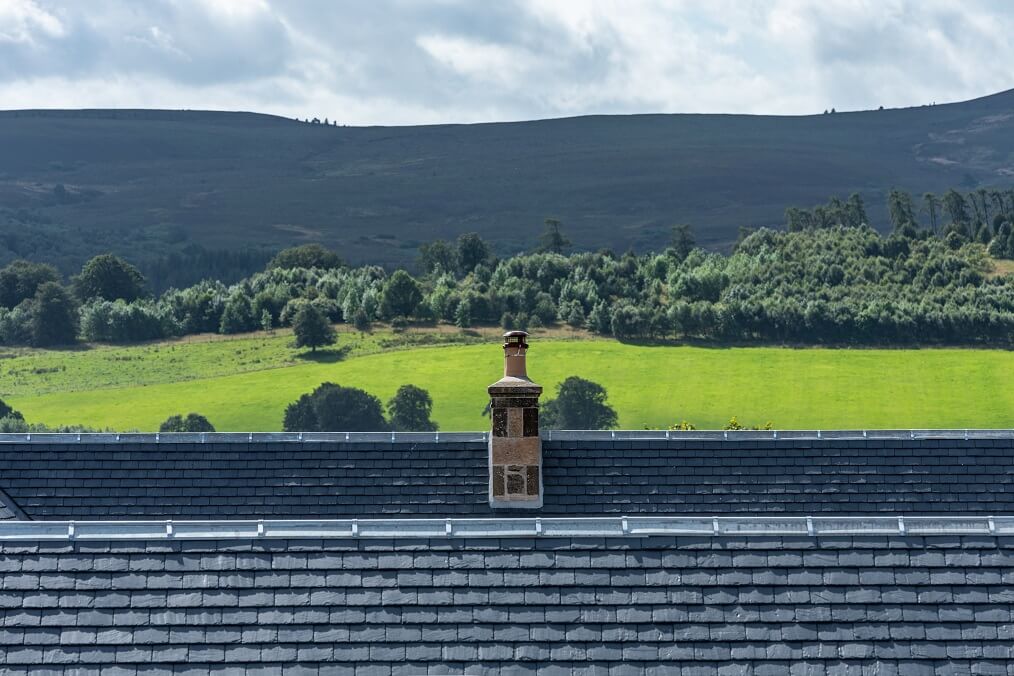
[668,224,696,261]
[29,282,78,346]
[292,304,336,352]
[387,384,438,431]
[0,260,60,309]
[454,297,472,328]
[565,302,585,328]
[282,382,387,431]
[846,193,868,227]
[74,254,148,302]
[0,397,23,421]
[942,189,970,228]
[418,240,457,275]
[539,376,618,430]
[267,244,344,270]
[219,293,256,334]
[887,189,916,232]
[80,299,168,343]
[380,270,423,319]
[282,393,318,431]
[785,207,812,231]
[352,307,372,332]
[159,413,215,433]
[538,218,571,254]
[456,233,491,275]
[923,193,940,233]
[586,301,611,334]
[610,301,645,338]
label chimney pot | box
[502,330,530,379]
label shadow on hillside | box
[295,346,351,363]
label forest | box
[1,188,1013,349]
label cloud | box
[0,0,1010,124]
[0,0,65,44]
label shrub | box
[722,416,774,430]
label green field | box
[2,328,1012,431]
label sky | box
[1,0,1012,125]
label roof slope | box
[0,433,1011,519]
[0,534,1011,672]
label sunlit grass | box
[5,328,1012,432]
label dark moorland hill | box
[1,90,1013,280]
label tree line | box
[1,187,1012,349]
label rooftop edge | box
[0,429,1011,445]
[0,516,1011,540]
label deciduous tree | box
[74,254,147,302]
[29,282,77,346]
[387,384,438,431]
[292,304,336,352]
[0,260,60,309]
[283,382,387,431]
[456,233,491,275]
[267,244,343,270]
[540,376,617,430]
[380,270,423,319]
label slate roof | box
[0,487,23,521]
[2,430,1013,673]
[0,432,1012,520]
[1,533,1013,674]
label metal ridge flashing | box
[0,516,1012,540]
[0,429,1012,444]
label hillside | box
[2,91,1013,283]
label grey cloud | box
[0,0,1010,124]
[0,0,292,84]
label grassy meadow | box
[2,326,1012,432]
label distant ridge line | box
[0,109,294,124]
[1,86,1012,126]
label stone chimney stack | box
[488,331,543,508]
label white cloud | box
[0,0,1010,124]
[416,34,536,88]
[0,0,65,44]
